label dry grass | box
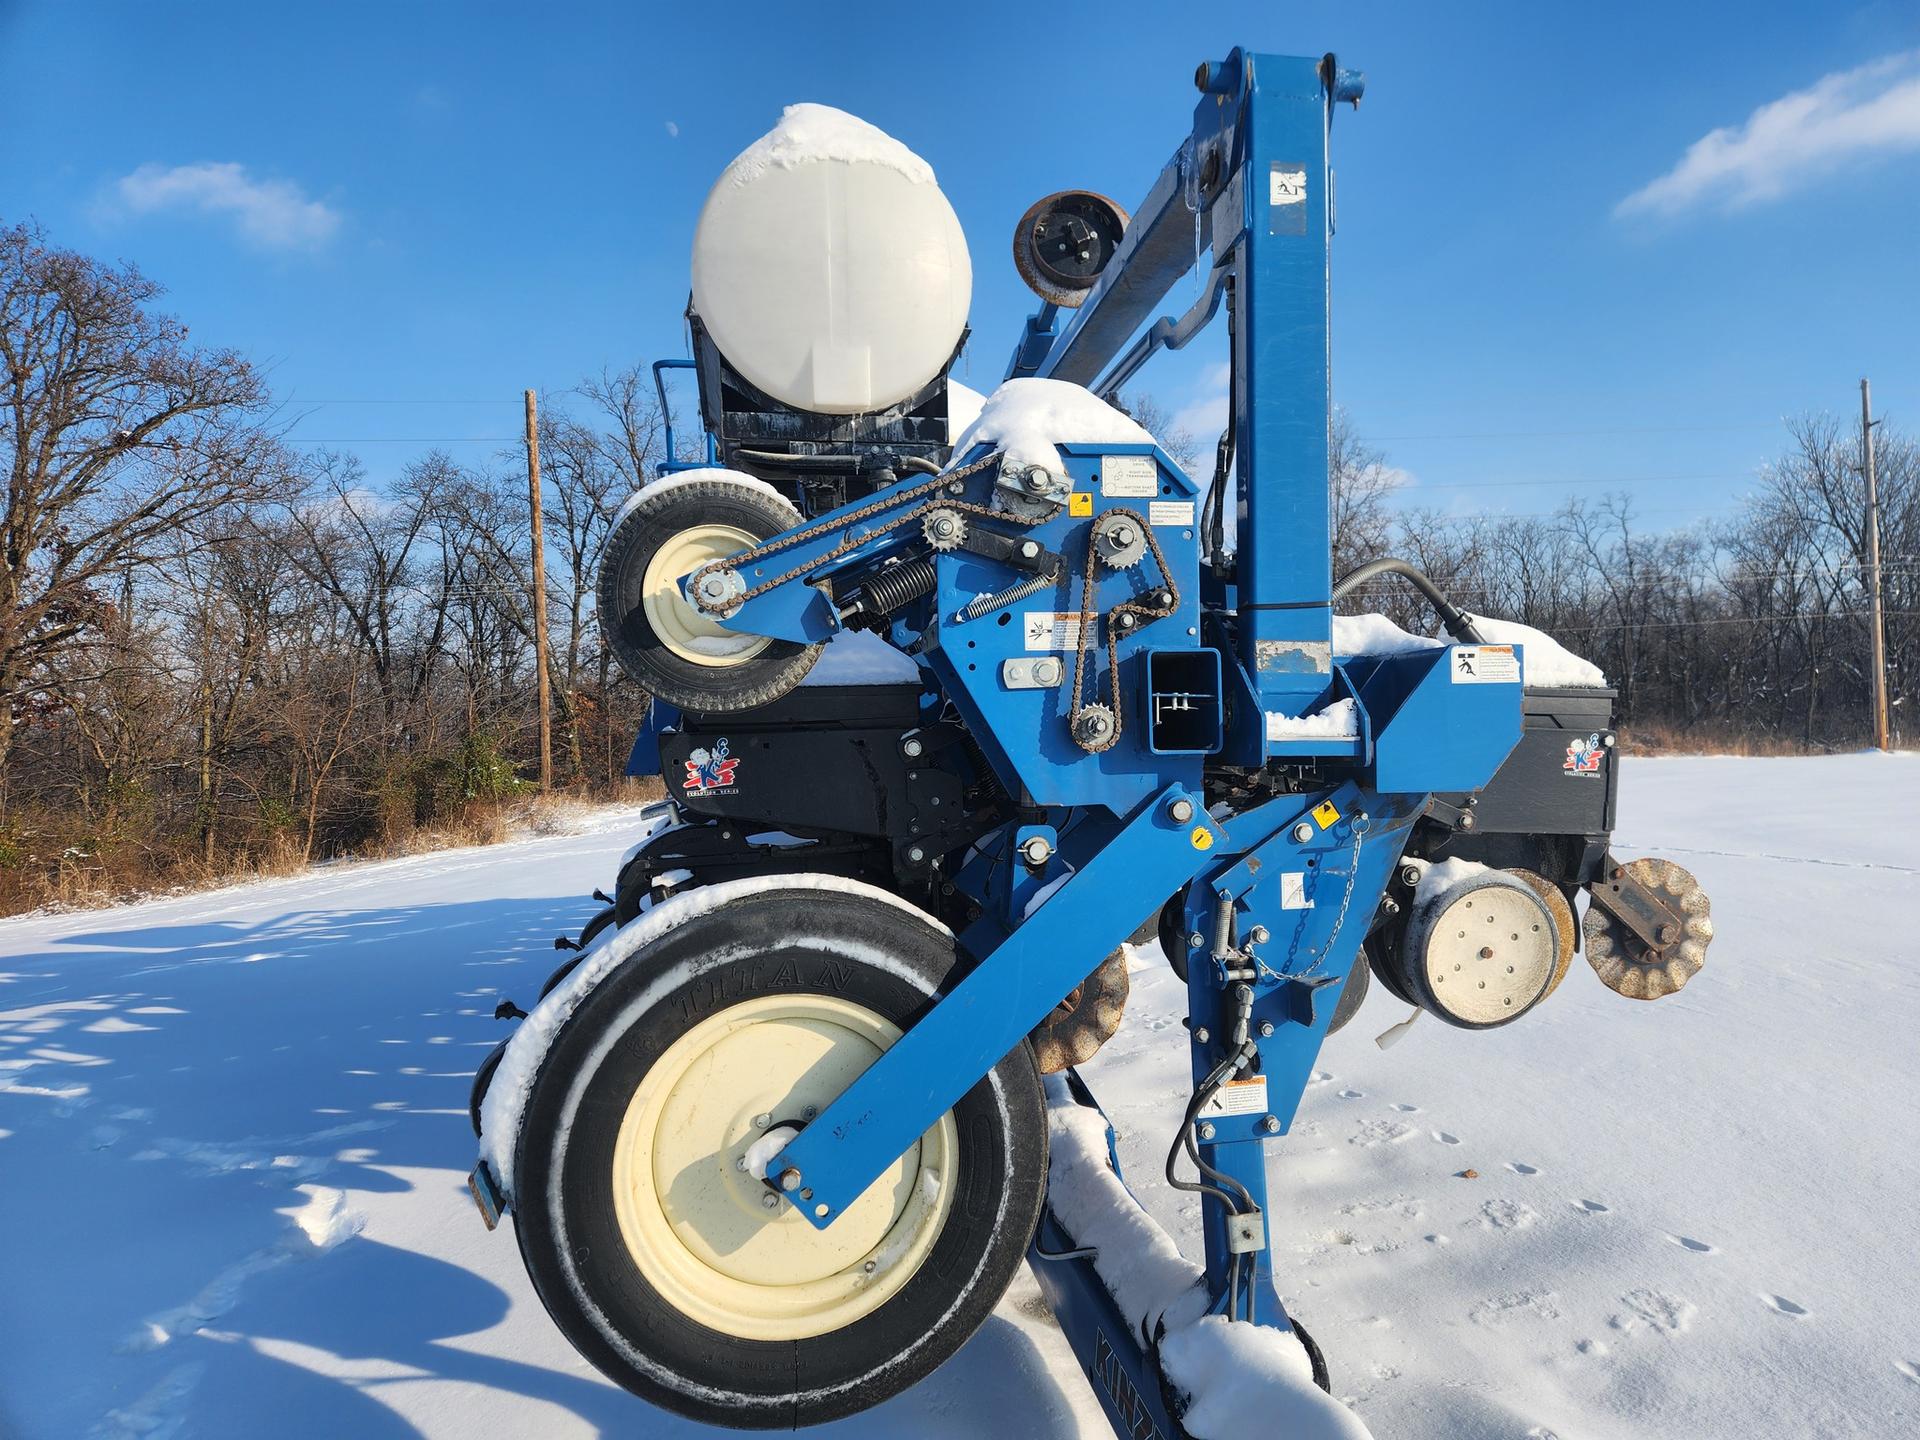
[0,779,664,920]
[1615,722,1908,757]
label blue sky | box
[5,0,1919,531]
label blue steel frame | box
[631,46,1527,1427]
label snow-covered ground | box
[2,757,1916,1438]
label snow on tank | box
[690,103,972,415]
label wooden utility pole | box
[1861,378,1890,752]
[525,389,554,790]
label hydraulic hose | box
[1331,557,1485,643]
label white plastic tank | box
[690,104,972,416]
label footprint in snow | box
[1506,1162,1541,1176]
[1337,1088,1365,1100]
[1761,1294,1809,1318]
[1895,1360,1920,1386]
[1390,1103,1420,1113]
[1431,1131,1461,1145]
[1478,1198,1540,1231]
[1308,1070,1334,1086]
[1611,1288,1696,1334]
[1666,1234,1717,1254]
[1349,1119,1417,1147]
[1572,1199,1611,1215]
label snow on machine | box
[467,50,1713,1438]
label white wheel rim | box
[1424,885,1556,1024]
[639,522,774,667]
[610,993,958,1341]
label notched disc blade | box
[1584,858,1714,1000]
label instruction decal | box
[1100,455,1157,498]
[1148,499,1195,527]
[1449,645,1520,685]
[1281,872,1313,910]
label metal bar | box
[772,785,1219,1225]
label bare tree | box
[0,220,281,782]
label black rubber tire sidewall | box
[510,887,1047,1429]
[597,480,822,711]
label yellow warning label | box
[1068,491,1093,516]
[1311,800,1341,830]
[1190,825,1214,851]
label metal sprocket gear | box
[921,507,969,552]
[1070,703,1118,752]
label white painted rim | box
[610,993,958,1341]
[639,522,774,667]
[1423,883,1555,1024]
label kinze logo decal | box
[1564,732,1605,776]
[1092,1329,1166,1440]
[683,738,740,794]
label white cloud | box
[1170,361,1231,439]
[664,120,680,138]
[1617,50,1920,217]
[109,162,341,251]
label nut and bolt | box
[1019,540,1041,558]
[863,1259,878,1273]
[932,516,957,539]
[802,1105,817,1120]
[778,1168,803,1193]
[1458,813,1476,830]
[1193,1026,1211,1044]
[1112,523,1137,546]
[1033,657,1063,685]
[761,1192,780,1211]
[1116,612,1136,630]
[1260,1116,1281,1134]
[753,1112,772,1129]
[1187,931,1206,950]
[1020,835,1054,866]
[906,845,926,864]
[902,737,924,757]
[1400,864,1422,888]
[1248,924,1269,945]
[1658,924,1681,944]
[1168,797,1195,823]
[1197,1122,1217,1141]
[1023,467,1053,494]
[1258,1020,1276,1038]
[1291,821,1314,843]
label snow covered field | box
[2,756,1916,1439]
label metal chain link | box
[1067,508,1183,753]
[684,450,1016,613]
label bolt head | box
[902,737,924,757]
[1197,1122,1217,1141]
[1187,931,1205,950]
[1168,797,1195,824]
[778,1168,803,1192]
[1193,1026,1210,1044]
[1400,864,1421,888]
[1291,821,1313,843]
[1020,540,1041,558]
[1258,1020,1276,1038]
[1261,1115,1281,1134]
[1020,836,1052,865]
[753,1112,772,1129]
[761,1192,780,1211]
[1023,466,1052,493]
[906,845,926,864]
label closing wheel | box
[597,476,823,711]
[508,885,1047,1429]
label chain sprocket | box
[1067,507,1180,753]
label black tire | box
[509,885,1048,1429]
[597,478,823,711]
[469,1037,509,1137]
[1326,948,1370,1035]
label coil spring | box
[960,567,1060,621]
[862,557,937,615]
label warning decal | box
[1201,1075,1269,1118]
[1449,645,1520,685]
[1149,500,1195,527]
[1023,611,1092,651]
